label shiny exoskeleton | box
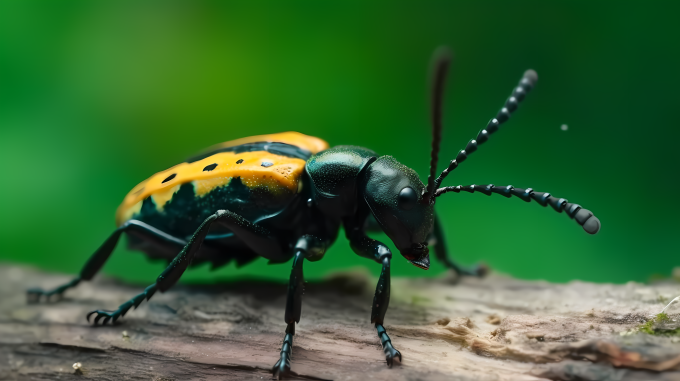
[27,47,600,379]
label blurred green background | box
[1,1,678,285]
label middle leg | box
[372,255,401,367]
[272,235,327,379]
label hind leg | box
[27,220,186,303]
[88,210,284,324]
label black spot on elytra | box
[162,173,177,183]
[236,159,244,164]
[203,163,218,172]
[261,162,273,167]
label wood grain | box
[2,265,680,381]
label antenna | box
[424,47,452,205]
[433,69,538,193]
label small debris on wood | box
[486,314,501,325]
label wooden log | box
[1,264,680,381]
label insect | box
[27,47,600,378]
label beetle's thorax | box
[305,145,377,220]
[306,147,434,269]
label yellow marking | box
[115,151,307,226]
[151,184,180,211]
[194,131,329,158]
[192,177,231,197]
[115,200,142,226]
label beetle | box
[27,47,600,378]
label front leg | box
[344,217,402,367]
[373,256,401,367]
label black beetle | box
[27,47,600,378]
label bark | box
[1,264,680,381]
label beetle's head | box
[363,156,434,270]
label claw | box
[383,342,402,368]
[385,350,402,368]
[274,363,289,380]
[26,288,63,304]
[87,309,120,325]
[272,355,292,379]
[26,278,79,304]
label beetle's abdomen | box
[115,132,330,235]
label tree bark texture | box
[1,264,680,381]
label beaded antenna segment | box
[422,47,598,234]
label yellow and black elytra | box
[114,132,329,261]
[28,47,600,378]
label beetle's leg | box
[429,214,487,278]
[27,220,186,303]
[358,190,482,279]
[372,256,401,367]
[273,323,295,380]
[86,283,158,325]
[344,213,402,368]
[363,214,382,232]
[272,252,302,379]
[88,210,283,325]
[273,235,327,379]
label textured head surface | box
[363,156,434,269]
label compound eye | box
[398,187,418,210]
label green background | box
[1,1,678,285]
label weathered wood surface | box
[2,264,680,381]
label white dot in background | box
[560,124,568,131]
